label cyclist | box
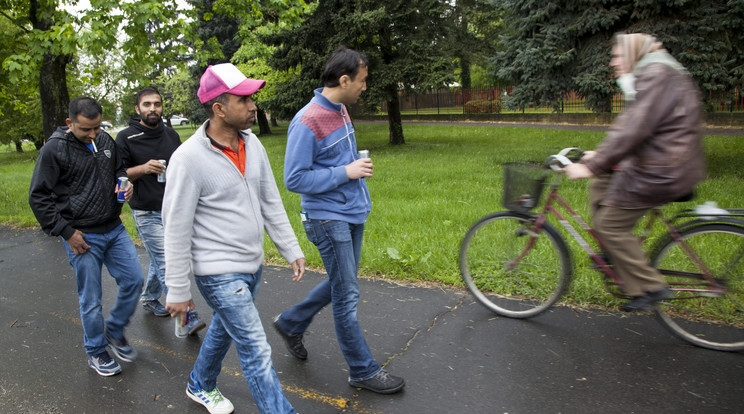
[564,32,705,311]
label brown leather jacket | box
[584,62,706,209]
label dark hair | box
[321,46,369,87]
[68,97,102,121]
[203,94,230,118]
[135,86,162,107]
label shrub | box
[464,99,502,114]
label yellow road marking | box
[49,312,378,413]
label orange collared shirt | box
[209,136,245,175]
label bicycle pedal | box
[591,253,612,269]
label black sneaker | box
[142,300,169,317]
[349,370,405,394]
[105,332,137,362]
[272,315,307,360]
[620,287,672,312]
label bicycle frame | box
[530,182,727,296]
[537,185,624,288]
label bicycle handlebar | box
[545,147,585,172]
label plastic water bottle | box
[694,201,728,220]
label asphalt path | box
[1,225,743,414]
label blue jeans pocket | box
[320,220,352,242]
[303,221,318,244]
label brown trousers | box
[590,175,667,297]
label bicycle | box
[459,148,744,351]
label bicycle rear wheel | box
[459,211,571,318]
[651,223,744,351]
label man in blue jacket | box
[275,46,405,394]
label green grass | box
[3,124,743,313]
[0,141,40,227]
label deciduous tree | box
[184,0,311,134]
[0,0,190,147]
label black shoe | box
[105,332,137,362]
[620,287,671,312]
[349,370,405,394]
[273,316,307,360]
[142,300,169,317]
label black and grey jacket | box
[29,126,126,239]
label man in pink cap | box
[163,63,306,414]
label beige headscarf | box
[613,33,664,74]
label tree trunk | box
[456,0,472,90]
[270,117,278,127]
[15,141,24,153]
[256,108,271,135]
[38,54,70,149]
[385,85,405,145]
[459,53,472,90]
[32,0,69,148]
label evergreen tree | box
[264,0,455,145]
[444,0,502,89]
[493,0,744,113]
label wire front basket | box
[503,163,549,213]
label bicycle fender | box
[675,217,744,232]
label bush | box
[464,99,502,114]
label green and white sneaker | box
[186,383,234,414]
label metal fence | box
[382,87,743,115]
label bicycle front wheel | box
[459,211,571,318]
[651,223,744,351]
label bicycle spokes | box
[460,213,571,319]
[651,223,744,351]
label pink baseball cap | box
[197,63,266,104]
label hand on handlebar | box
[580,150,597,161]
[545,147,583,171]
[564,163,594,180]
[545,147,595,179]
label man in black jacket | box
[29,97,144,377]
[116,87,205,335]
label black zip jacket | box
[115,118,181,211]
[29,126,126,240]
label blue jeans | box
[131,209,166,302]
[276,220,380,381]
[62,224,144,356]
[192,269,295,414]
